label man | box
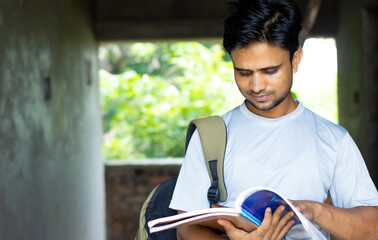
[169,0,378,239]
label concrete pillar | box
[0,0,105,239]
[337,0,365,152]
[363,7,378,187]
[337,0,378,186]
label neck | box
[246,95,298,118]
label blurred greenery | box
[99,40,338,161]
[99,42,242,160]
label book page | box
[148,208,257,233]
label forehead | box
[230,43,290,69]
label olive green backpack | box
[136,116,227,240]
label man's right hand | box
[218,205,295,240]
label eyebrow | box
[234,64,282,72]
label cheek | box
[268,70,290,87]
[234,78,244,91]
[234,77,250,92]
[234,74,243,85]
[268,69,284,79]
[264,74,281,89]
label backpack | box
[135,116,227,240]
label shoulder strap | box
[185,116,227,204]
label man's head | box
[223,0,304,118]
[223,0,302,60]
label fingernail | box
[266,207,271,213]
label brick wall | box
[105,159,183,240]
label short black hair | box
[223,0,302,59]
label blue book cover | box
[239,189,301,226]
[234,187,327,240]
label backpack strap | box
[185,116,227,205]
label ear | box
[292,48,303,73]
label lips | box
[252,94,270,102]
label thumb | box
[218,219,250,239]
[217,219,236,232]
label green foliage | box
[100,42,243,160]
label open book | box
[148,187,327,240]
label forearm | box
[177,224,228,240]
[312,204,378,240]
[176,211,228,240]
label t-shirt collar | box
[239,99,304,125]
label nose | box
[249,73,266,93]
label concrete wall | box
[337,0,378,186]
[362,4,378,188]
[337,0,366,157]
[105,160,181,240]
[0,0,105,239]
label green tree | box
[100,42,243,160]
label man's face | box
[230,42,302,118]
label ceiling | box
[94,0,338,41]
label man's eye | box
[239,71,251,76]
[264,69,278,74]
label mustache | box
[246,90,272,96]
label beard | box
[244,83,292,112]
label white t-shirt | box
[170,101,378,238]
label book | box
[148,187,327,240]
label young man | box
[169,0,378,239]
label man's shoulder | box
[221,104,242,122]
[303,106,348,140]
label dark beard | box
[246,89,291,111]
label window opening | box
[99,38,338,161]
[292,38,338,124]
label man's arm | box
[176,211,228,240]
[292,201,378,240]
[177,206,295,240]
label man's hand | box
[217,205,295,240]
[291,200,378,240]
[290,200,322,221]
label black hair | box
[223,0,303,59]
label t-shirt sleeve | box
[330,132,378,208]
[169,130,212,212]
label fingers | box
[218,219,249,239]
[263,205,285,240]
[271,209,295,240]
[217,219,235,232]
[276,220,295,240]
[260,205,295,240]
[272,205,286,227]
[291,200,315,221]
[219,207,296,240]
[290,200,303,212]
[258,207,273,234]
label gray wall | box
[337,0,378,186]
[337,0,366,151]
[0,0,105,239]
[363,7,378,188]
